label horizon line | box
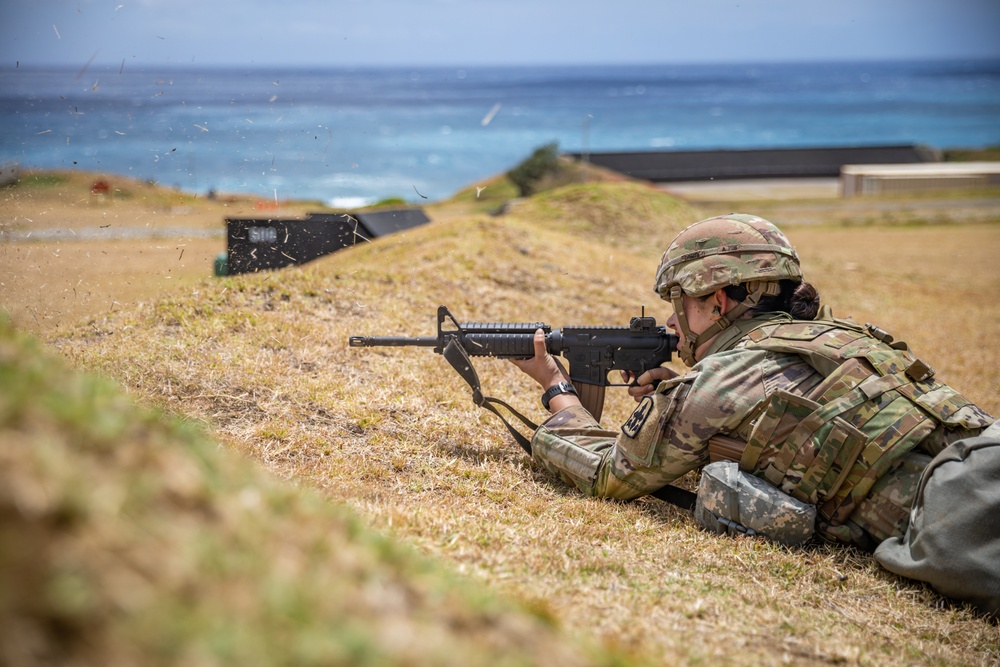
[5,54,1000,72]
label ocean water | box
[1,59,999,206]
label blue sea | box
[2,60,999,206]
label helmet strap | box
[669,285,699,366]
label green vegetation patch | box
[9,171,72,189]
[943,145,1000,162]
[507,180,702,255]
[447,173,521,211]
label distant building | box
[223,208,430,275]
[841,162,1000,196]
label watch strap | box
[541,381,578,410]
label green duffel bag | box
[874,426,1000,617]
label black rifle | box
[349,305,678,449]
[349,306,697,510]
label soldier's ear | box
[709,289,731,321]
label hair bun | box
[790,282,821,320]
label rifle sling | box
[650,484,697,510]
[441,337,697,511]
[442,337,538,455]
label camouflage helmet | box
[655,214,802,365]
[655,213,801,298]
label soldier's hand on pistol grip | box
[622,367,678,401]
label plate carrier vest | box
[715,315,993,543]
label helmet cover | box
[655,213,801,299]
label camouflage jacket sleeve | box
[530,347,822,500]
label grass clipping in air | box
[36,180,1000,665]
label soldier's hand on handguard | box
[622,367,678,401]
[510,329,571,391]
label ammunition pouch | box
[694,461,816,546]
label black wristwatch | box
[541,381,578,410]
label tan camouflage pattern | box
[532,319,826,499]
[654,213,802,299]
[822,450,931,548]
[694,461,817,546]
[530,314,996,549]
[740,317,995,538]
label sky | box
[2,0,999,69]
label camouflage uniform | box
[531,214,995,550]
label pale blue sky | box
[2,0,999,68]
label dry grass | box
[1,238,222,332]
[5,171,1000,665]
[1,318,630,667]
[1,168,337,334]
[790,225,1000,409]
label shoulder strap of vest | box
[703,313,792,357]
[741,318,878,378]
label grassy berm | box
[4,170,1000,665]
[0,316,639,667]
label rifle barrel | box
[348,336,439,348]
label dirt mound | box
[505,180,702,256]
